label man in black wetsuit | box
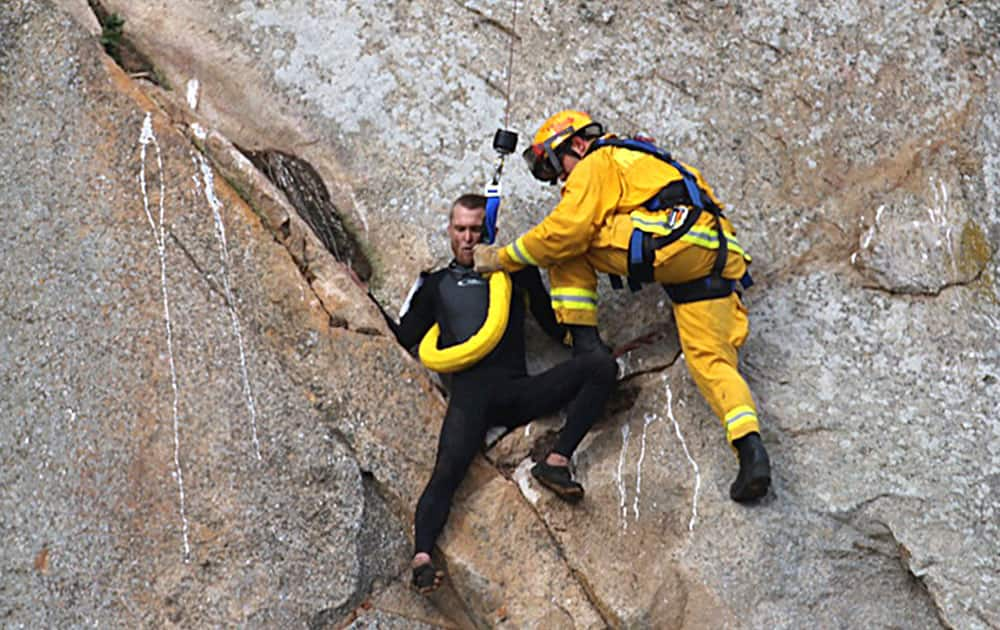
[383,194,617,594]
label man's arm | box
[498,153,622,271]
[378,273,437,351]
[512,267,566,344]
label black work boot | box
[730,432,771,502]
[531,460,584,503]
[567,325,611,356]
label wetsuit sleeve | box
[388,273,437,351]
[499,152,622,270]
[512,268,566,344]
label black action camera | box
[492,128,518,155]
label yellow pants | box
[548,243,760,444]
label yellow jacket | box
[499,141,733,270]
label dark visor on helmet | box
[523,144,563,184]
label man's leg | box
[412,385,490,591]
[585,244,769,500]
[672,292,771,501]
[548,256,609,355]
[493,352,618,500]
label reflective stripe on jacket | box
[500,141,729,270]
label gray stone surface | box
[0,2,408,626]
[12,0,1000,627]
[2,2,609,628]
[746,269,999,627]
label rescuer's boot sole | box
[531,461,584,503]
[730,432,771,502]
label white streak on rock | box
[929,177,944,226]
[633,412,657,522]
[186,78,200,111]
[860,203,886,252]
[861,217,876,250]
[664,379,700,532]
[190,123,207,141]
[616,422,631,531]
[615,356,627,381]
[195,152,263,461]
[931,178,955,267]
[513,458,541,505]
[139,113,191,560]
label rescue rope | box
[483,0,521,245]
[502,0,519,130]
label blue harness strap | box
[484,184,501,245]
[629,229,646,267]
[590,137,747,300]
[592,137,704,210]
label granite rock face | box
[0,3,409,626]
[1,2,606,627]
[6,0,1000,627]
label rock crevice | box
[241,148,372,282]
[86,0,160,83]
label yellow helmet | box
[522,109,603,183]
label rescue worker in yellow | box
[473,110,771,502]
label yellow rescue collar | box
[418,271,512,373]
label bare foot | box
[411,554,444,594]
[545,452,570,467]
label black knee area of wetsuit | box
[568,325,611,356]
[551,352,618,458]
[578,351,618,386]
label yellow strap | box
[418,271,513,373]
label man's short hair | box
[449,194,487,222]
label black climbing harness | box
[587,137,753,302]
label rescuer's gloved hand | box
[473,244,503,273]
